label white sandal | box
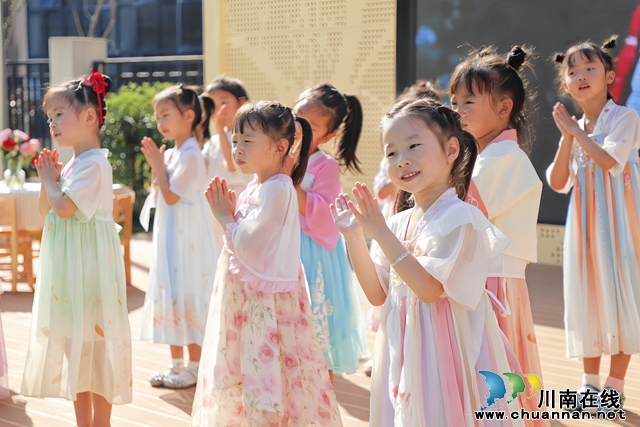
[149,364,183,387]
[163,367,198,389]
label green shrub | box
[101,82,173,232]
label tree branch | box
[102,0,118,38]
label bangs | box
[449,63,494,96]
[566,44,613,71]
[232,104,270,136]
[42,85,77,114]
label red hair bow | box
[82,68,108,124]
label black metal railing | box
[5,59,51,148]
[93,55,204,89]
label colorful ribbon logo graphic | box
[478,371,543,410]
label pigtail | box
[601,35,618,51]
[335,94,363,173]
[197,95,215,144]
[454,130,478,200]
[291,116,313,187]
[507,46,527,71]
[393,190,414,214]
[553,53,566,64]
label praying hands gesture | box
[34,148,63,184]
[552,102,581,140]
[205,177,237,227]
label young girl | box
[201,76,254,251]
[292,84,369,379]
[331,99,522,426]
[21,71,132,427]
[191,102,342,426]
[363,80,442,377]
[547,37,640,408]
[139,85,218,389]
[449,46,545,422]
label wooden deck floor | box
[0,234,638,426]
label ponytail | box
[196,95,215,145]
[291,116,313,187]
[335,94,363,173]
[295,84,363,173]
[453,130,478,200]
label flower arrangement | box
[0,128,40,189]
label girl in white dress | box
[201,76,253,253]
[140,85,218,389]
[547,37,640,409]
[21,71,131,427]
[331,99,522,426]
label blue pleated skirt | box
[300,231,370,374]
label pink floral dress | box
[191,174,342,426]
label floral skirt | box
[191,252,343,426]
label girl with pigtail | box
[139,85,218,390]
[331,99,522,426]
[547,36,640,411]
[291,84,370,380]
[192,101,342,426]
[449,45,547,426]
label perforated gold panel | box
[205,0,396,192]
[536,224,565,266]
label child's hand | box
[140,137,166,170]
[348,183,388,240]
[330,193,362,236]
[552,102,580,138]
[51,149,63,176]
[35,149,61,183]
[205,177,236,223]
[214,103,230,135]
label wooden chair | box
[113,193,133,285]
[0,198,34,292]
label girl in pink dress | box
[449,46,546,425]
[292,84,369,380]
[191,101,342,426]
[331,99,522,426]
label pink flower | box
[318,406,332,420]
[261,375,279,395]
[282,352,298,370]
[290,375,303,392]
[233,310,247,327]
[267,327,279,345]
[258,343,275,363]
[20,139,39,155]
[295,316,309,331]
[320,390,331,406]
[13,129,30,142]
[226,329,238,342]
[0,128,12,143]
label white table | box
[0,182,135,231]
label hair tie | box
[80,68,108,124]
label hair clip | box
[81,68,108,124]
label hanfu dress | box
[21,148,132,404]
[466,129,547,425]
[299,150,369,374]
[546,100,640,359]
[0,305,9,400]
[140,137,217,347]
[191,174,342,426]
[369,188,523,427]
